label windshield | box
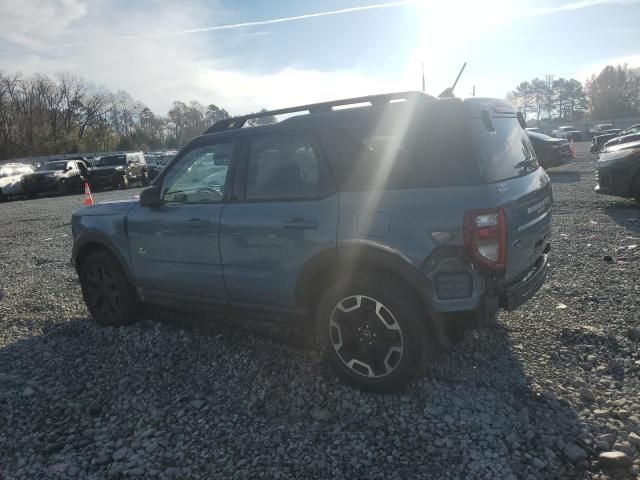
[96,155,126,167]
[36,162,67,171]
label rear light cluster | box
[463,208,507,271]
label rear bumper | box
[500,251,548,311]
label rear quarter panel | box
[338,167,551,281]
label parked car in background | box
[0,163,34,201]
[148,150,178,180]
[589,124,614,136]
[595,139,640,204]
[590,124,640,153]
[526,127,541,133]
[602,124,640,149]
[71,92,551,392]
[21,160,90,198]
[88,152,149,190]
[527,131,572,169]
[552,126,582,141]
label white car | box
[0,163,35,201]
[552,126,583,141]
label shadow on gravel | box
[604,202,640,234]
[0,310,593,479]
[548,171,581,184]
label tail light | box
[463,208,507,271]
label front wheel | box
[141,171,150,186]
[316,273,429,392]
[79,250,140,326]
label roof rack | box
[204,91,433,134]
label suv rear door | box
[220,132,338,309]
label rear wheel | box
[79,250,140,326]
[316,272,429,392]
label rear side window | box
[245,134,333,200]
[471,117,538,183]
[320,103,481,191]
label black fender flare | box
[72,232,135,284]
[295,241,432,310]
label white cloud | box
[0,0,410,115]
[0,0,88,49]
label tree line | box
[0,71,275,161]
[508,64,640,122]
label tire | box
[315,272,429,392]
[141,171,150,186]
[79,250,140,326]
[118,175,129,190]
[0,188,4,202]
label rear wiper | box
[515,158,538,172]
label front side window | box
[245,134,331,200]
[162,142,234,203]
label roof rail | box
[204,91,433,134]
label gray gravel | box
[1,144,639,479]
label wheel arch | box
[73,234,135,284]
[296,242,433,316]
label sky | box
[0,0,639,116]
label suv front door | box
[220,133,338,309]
[127,141,237,303]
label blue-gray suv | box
[72,92,552,392]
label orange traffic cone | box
[83,182,94,206]
[569,138,577,158]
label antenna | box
[438,62,467,98]
[421,62,426,92]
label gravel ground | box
[1,144,639,479]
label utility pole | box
[421,62,425,92]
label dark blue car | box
[71,92,552,391]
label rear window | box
[471,117,538,183]
[320,103,480,191]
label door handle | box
[283,218,318,230]
[186,218,210,228]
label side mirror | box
[139,186,162,208]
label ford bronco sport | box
[71,92,552,392]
